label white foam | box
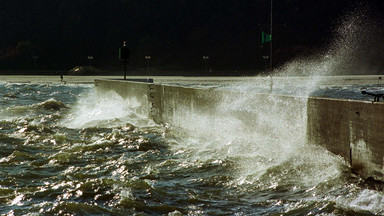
[165,6,383,190]
[336,189,384,215]
[61,89,153,129]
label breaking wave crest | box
[61,89,155,129]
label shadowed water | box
[0,82,383,215]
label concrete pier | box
[95,78,384,181]
[307,97,384,180]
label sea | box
[0,80,383,215]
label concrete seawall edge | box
[95,79,384,182]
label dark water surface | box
[0,82,383,215]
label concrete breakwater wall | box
[307,98,384,181]
[95,79,384,181]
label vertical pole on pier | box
[270,0,273,71]
[203,56,209,73]
[124,61,127,80]
[120,41,130,80]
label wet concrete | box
[93,77,384,181]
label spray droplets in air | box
[275,3,384,78]
[61,89,153,129]
[256,3,384,98]
[175,5,384,189]
[330,3,384,74]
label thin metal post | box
[203,56,209,73]
[120,41,129,80]
[124,61,127,80]
[270,0,273,71]
[145,56,151,76]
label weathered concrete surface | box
[95,78,384,181]
[307,97,384,181]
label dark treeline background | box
[1,0,384,75]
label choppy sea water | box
[0,82,383,215]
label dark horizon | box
[1,0,384,76]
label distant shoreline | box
[0,69,262,77]
[0,75,122,84]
